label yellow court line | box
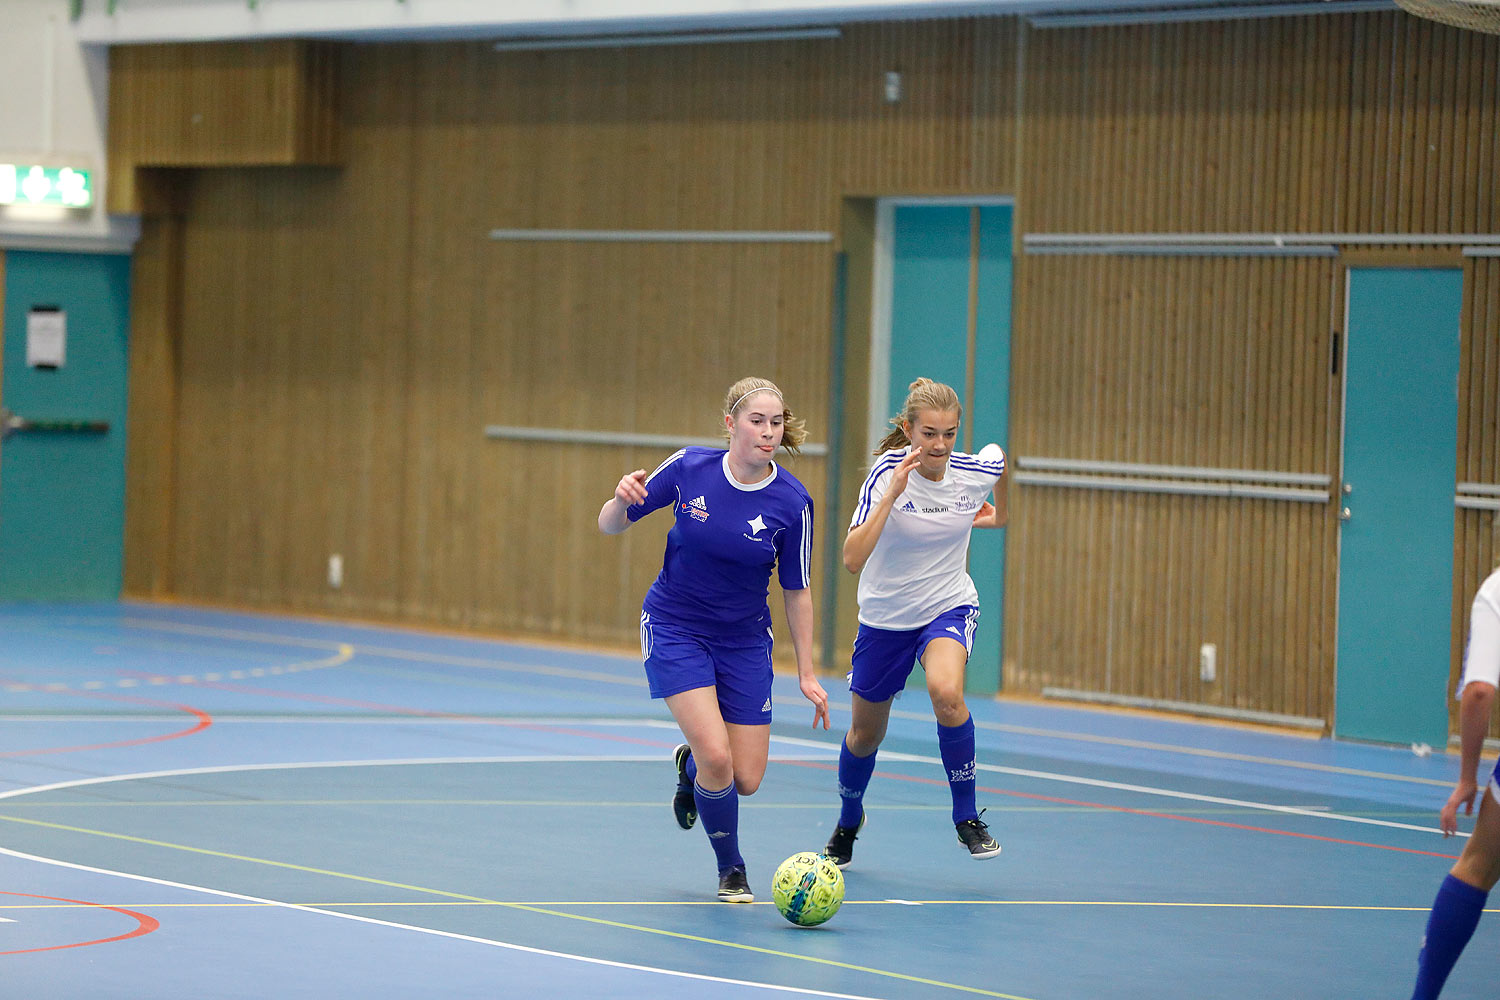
[1,644,353,694]
[0,900,1486,913]
[119,618,645,688]
[890,710,1458,788]
[114,616,1456,784]
[0,812,1031,1000]
[28,611,1447,787]
[0,800,1440,822]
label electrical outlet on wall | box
[328,554,343,589]
[1199,643,1217,683]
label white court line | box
[8,611,1447,789]
[0,746,1457,840]
[769,735,1460,839]
[887,708,1456,789]
[0,847,884,1000]
[0,716,687,726]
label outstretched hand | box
[1441,777,1480,837]
[800,674,831,730]
[888,446,924,499]
[614,470,649,507]
[971,500,999,528]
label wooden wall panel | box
[1007,255,1339,719]
[1023,15,1500,234]
[115,17,1500,725]
[1453,257,1500,736]
[121,213,183,597]
[108,40,341,213]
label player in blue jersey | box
[823,377,1009,868]
[598,376,830,902]
[1410,565,1500,998]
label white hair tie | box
[729,387,784,413]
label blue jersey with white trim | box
[626,447,814,634]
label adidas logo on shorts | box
[761,698,772,713]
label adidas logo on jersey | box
[690,496,708,510]
[684,495,710,522]
[900,500,917,513]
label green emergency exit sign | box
[0,164,92,208]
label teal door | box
[0,250,132,601]
[886,203,1013,693]
[1334,268,1461,746]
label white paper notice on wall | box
[26,307,66,368]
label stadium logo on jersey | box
[681,495,710,522]
[900,500,917,513]
[954,494,979,513]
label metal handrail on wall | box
[1013,457,1331,503]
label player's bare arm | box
[598,469,648,535]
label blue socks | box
[837,738,879,828]
[694,780,743,874]
[937,714,979,825]
[1412,874,1488,999]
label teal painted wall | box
[1334,268,1462,746]
[0,250,132,600]
[967,205,1012,693]
[887,204,1013,694]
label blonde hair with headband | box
[722,376,807,454]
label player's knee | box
[1455,841,1500,891]
[845,726,883,757]
[930,691,968,726]
[693,746,734,786]
[735,773,764,796]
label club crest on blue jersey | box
[681,495,710,522]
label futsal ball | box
[771,852,845,927]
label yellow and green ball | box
[771,852,845,927]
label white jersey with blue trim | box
[1457,566,1500,697]
[850,445,1005,630]
[627,446,814,634]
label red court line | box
[147,678,671,748]
[787,760,1460,860]
[0,689,212,758]
[0,891,159,955]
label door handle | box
[0,407,109,441]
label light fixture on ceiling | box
[1027,0,1395,28]
[493,26,841,53]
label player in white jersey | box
[824,377,1008,867]
[599,377,829,903]
[1410,565,1500,997]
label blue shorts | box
[640,612,775,725]
[848,606,979,703]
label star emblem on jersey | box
[747,514,767,535]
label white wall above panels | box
[69,0,1396,44]
[73,0,1027,43]
[0,0,124,252]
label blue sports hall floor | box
[0,602,1491,999]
